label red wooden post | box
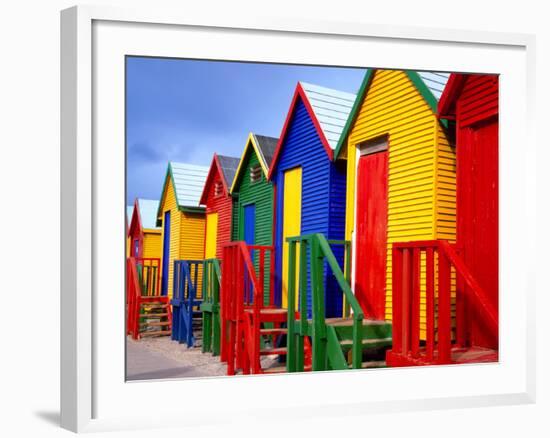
[269,247,275,307]
[401,248,411,355]
[438,247,452,364]
[391,246,403,355]
[454,247,466,347]
[426,247,435,360]
[411,248,420,358]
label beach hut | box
[199,154,240,260]
[269,82,356,317]
[157,162,209,297]
[438,73,499,350]
[230,133,278,301]
[334,70,452,330]
[126,205,134,257]
[127,198,162,259]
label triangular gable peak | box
[437,73,468,119]
[230,132,278,193]
[334,70,451,159]
[157,161,208,221]
[129,198,161,236]
[199,154,240,205]
[128,198,142,237]
[268,82,356,179]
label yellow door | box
[205,212,218,259]
[282,167,302,308]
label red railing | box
[387,240,498,365]
[126,257,168,339]
[221,242,275,374]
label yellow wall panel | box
[343,70,456,337]
[143,230,162,259]
[180,212,206,298]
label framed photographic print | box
[60,4,536,433]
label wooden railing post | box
[310,236,327,371]
[391,246,403,355]
[438,247,452,364]
[411,248,421,358]
[426,247,435,360]
[286,240,297,372]
[401,248,411,356]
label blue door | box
[161,211,171,295]
[243,204,256,302]
[243,204,256,245]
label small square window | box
[250,165,262,183]
[214,181,223,197]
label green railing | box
[286,233,364,371]
[201,258,221,355]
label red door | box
[355,150,388,319]
[458,119,498,349]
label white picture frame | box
[60,4,536,433]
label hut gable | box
[268,82,356,178]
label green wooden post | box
[201,261,210,353]
[286,240,297,372]
[296,239,308,372]
[352,318,363,369]
[344,241,352,318]
[212,261,221,356]
[310,235,327,371]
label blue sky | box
[126,57,366,203]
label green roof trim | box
[404,70,448,129]
[179,206,206,214]
[333,69,374,160]
[333,69,447,160]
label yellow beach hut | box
[126,205,134,257]
[334,70,453,336]
[157,162,209,297]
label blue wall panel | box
[273,98,346,317]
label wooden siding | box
[344,70,456,336]
[233,146,274,303]
[456,75,499,127]
[273,98,346,317]
[180,211,206,297]
[204,167,233,260]
[160,178,181,297]
[142,230,162,259]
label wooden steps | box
[386,345,498,367]
[137,300,172,339]
[260,328,287,335]
[260,347,287,356]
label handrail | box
[286,233,363,371]
[202,258,222,355]
[389,239,498,365]
[221,242,275,374]
[438,241,498,335]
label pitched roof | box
[299,82,356,150]
[268,82,356,178]
[199,154,240,204]
[136,199,161,229]
[437,73,467,118]
[253,134,278,168]
[418,72,451,101]
[334,70,450,159]
[158,162,209,217]
[217,155,240,188]
[230,132,279,193]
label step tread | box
[326,318,389,327]
[361,361,386,368]
[140,313,169,317]
[263,365,287,374]
[260,328,288,335]
[140,321,171,327]
[245,308,287,315]
[260,347,287,355]
[139,330,171,337]
[339,337,392,346]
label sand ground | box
[126,335,279,381]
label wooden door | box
[355,149,388,319]
[205,212,218,259]
[458,119,498,349]
[282,167,302,309]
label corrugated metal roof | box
[137,199,161,229]
[217,155,240,188]
[418,72,451,101]
[253,134,278,168]
[169,161,209,208]
[299,82,356,150]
